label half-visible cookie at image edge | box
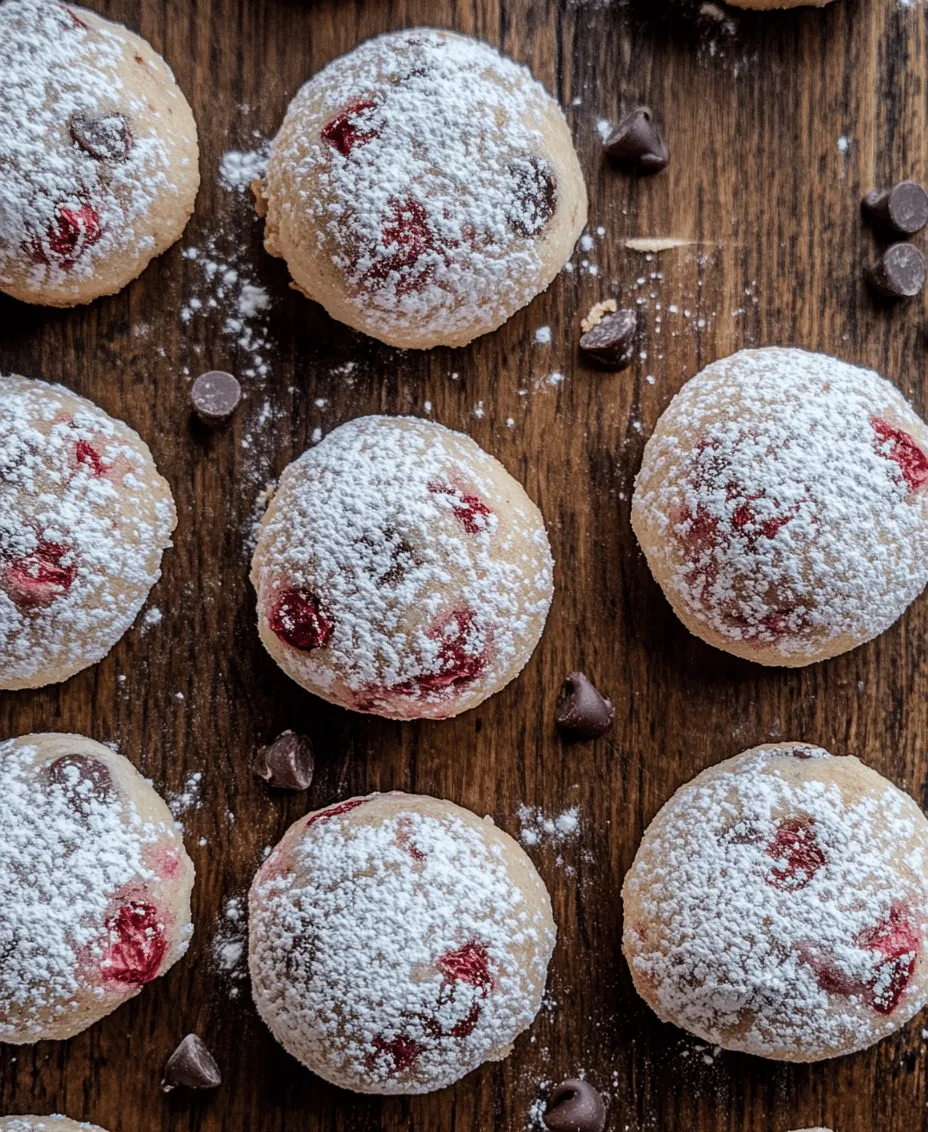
[249,791,556,1093]
[0,0,199,307]
[0,1119,109,1132]
[254,28,587,349]
[0,375,177,689]
[250,415,554,720]
[0,733,195,1044]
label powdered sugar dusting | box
[0,375,176,688]
[251,416,553,719]
[632,348,928,660]
[265,28,583,342]
[623,745,928,1059]
[0,735,190,1041]
[249,795,555,1093]
[0,0,189,295]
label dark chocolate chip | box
[544,1079,607,1132]
[603,107,668,174]
[69,112,133,162]
[190,371,242,424]
[507,155,558,237]
[866,243,926,298]
[863,181,928,237]
[44,754,115,816]
[579,309,637,370]
[555,673,615,739]
[162,1034,222,1092]
[253,731,315,791]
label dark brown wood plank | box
[4,0,928,1128]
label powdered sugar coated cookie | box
[0,0,199,307]
[623,743,928,1061]
[0,733,195,1043]
[0,375,177,689]
[250,415,553,720]
[631,348,928,666]
[0,1119,108,1132]
[249,792,555,1093]
[255,28,587,348]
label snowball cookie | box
[250,415,553,720]
[622,743,928,1061]
[0,375,177,689]
[249,791,556,1094]
[0,733,195,1043]
[631,348,928,666]
[0,1119,108,1132]
[255,28,587,349]
[0,0,199,307]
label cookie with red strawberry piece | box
[632,347,928,666]
[0,733,194,1043]
[250,416,553,720]
[0,375,176,689]
[254,28,586,348]
[0,0,199,307]
[623,743,928,1061]
[248,791,555,1093]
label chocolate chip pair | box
[863,181,928,299]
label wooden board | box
[3,0,928,1128]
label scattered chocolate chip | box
[579,308,637,370]
[190,371,242,424]
[555,673,615,739]
[543,1079,607,1132]
[162,1034,221,1092]
[603,107,668,174]
[866,242,926,298]
[44,754,115,816]
[69,112,133,162]
[863,181,928,237]
[253,731,315,791]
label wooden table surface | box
[3,0,928,1128]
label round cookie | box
[622,743,928,1061]
[0,0,199,307]
[0,1120,108,1132]
[0,375,177,689]
[249,791,556,1094]
[0,733,195,1043]
[631,347,928,666]
[254,28,587,349]
[250,415,553,720]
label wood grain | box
[3,0,928,1128]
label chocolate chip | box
[866,243,926,298]
[69,112,133,162]
[863,181,928,237]
[543,1079,607,1132]
[44,754,115,816]
[555,673,615,739]
[162,1034,221,1092]
[253,731,314,791]
[507,155,558,237]
[604,107,668,174]
[190,371,242,424]
[579,309,637,370]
